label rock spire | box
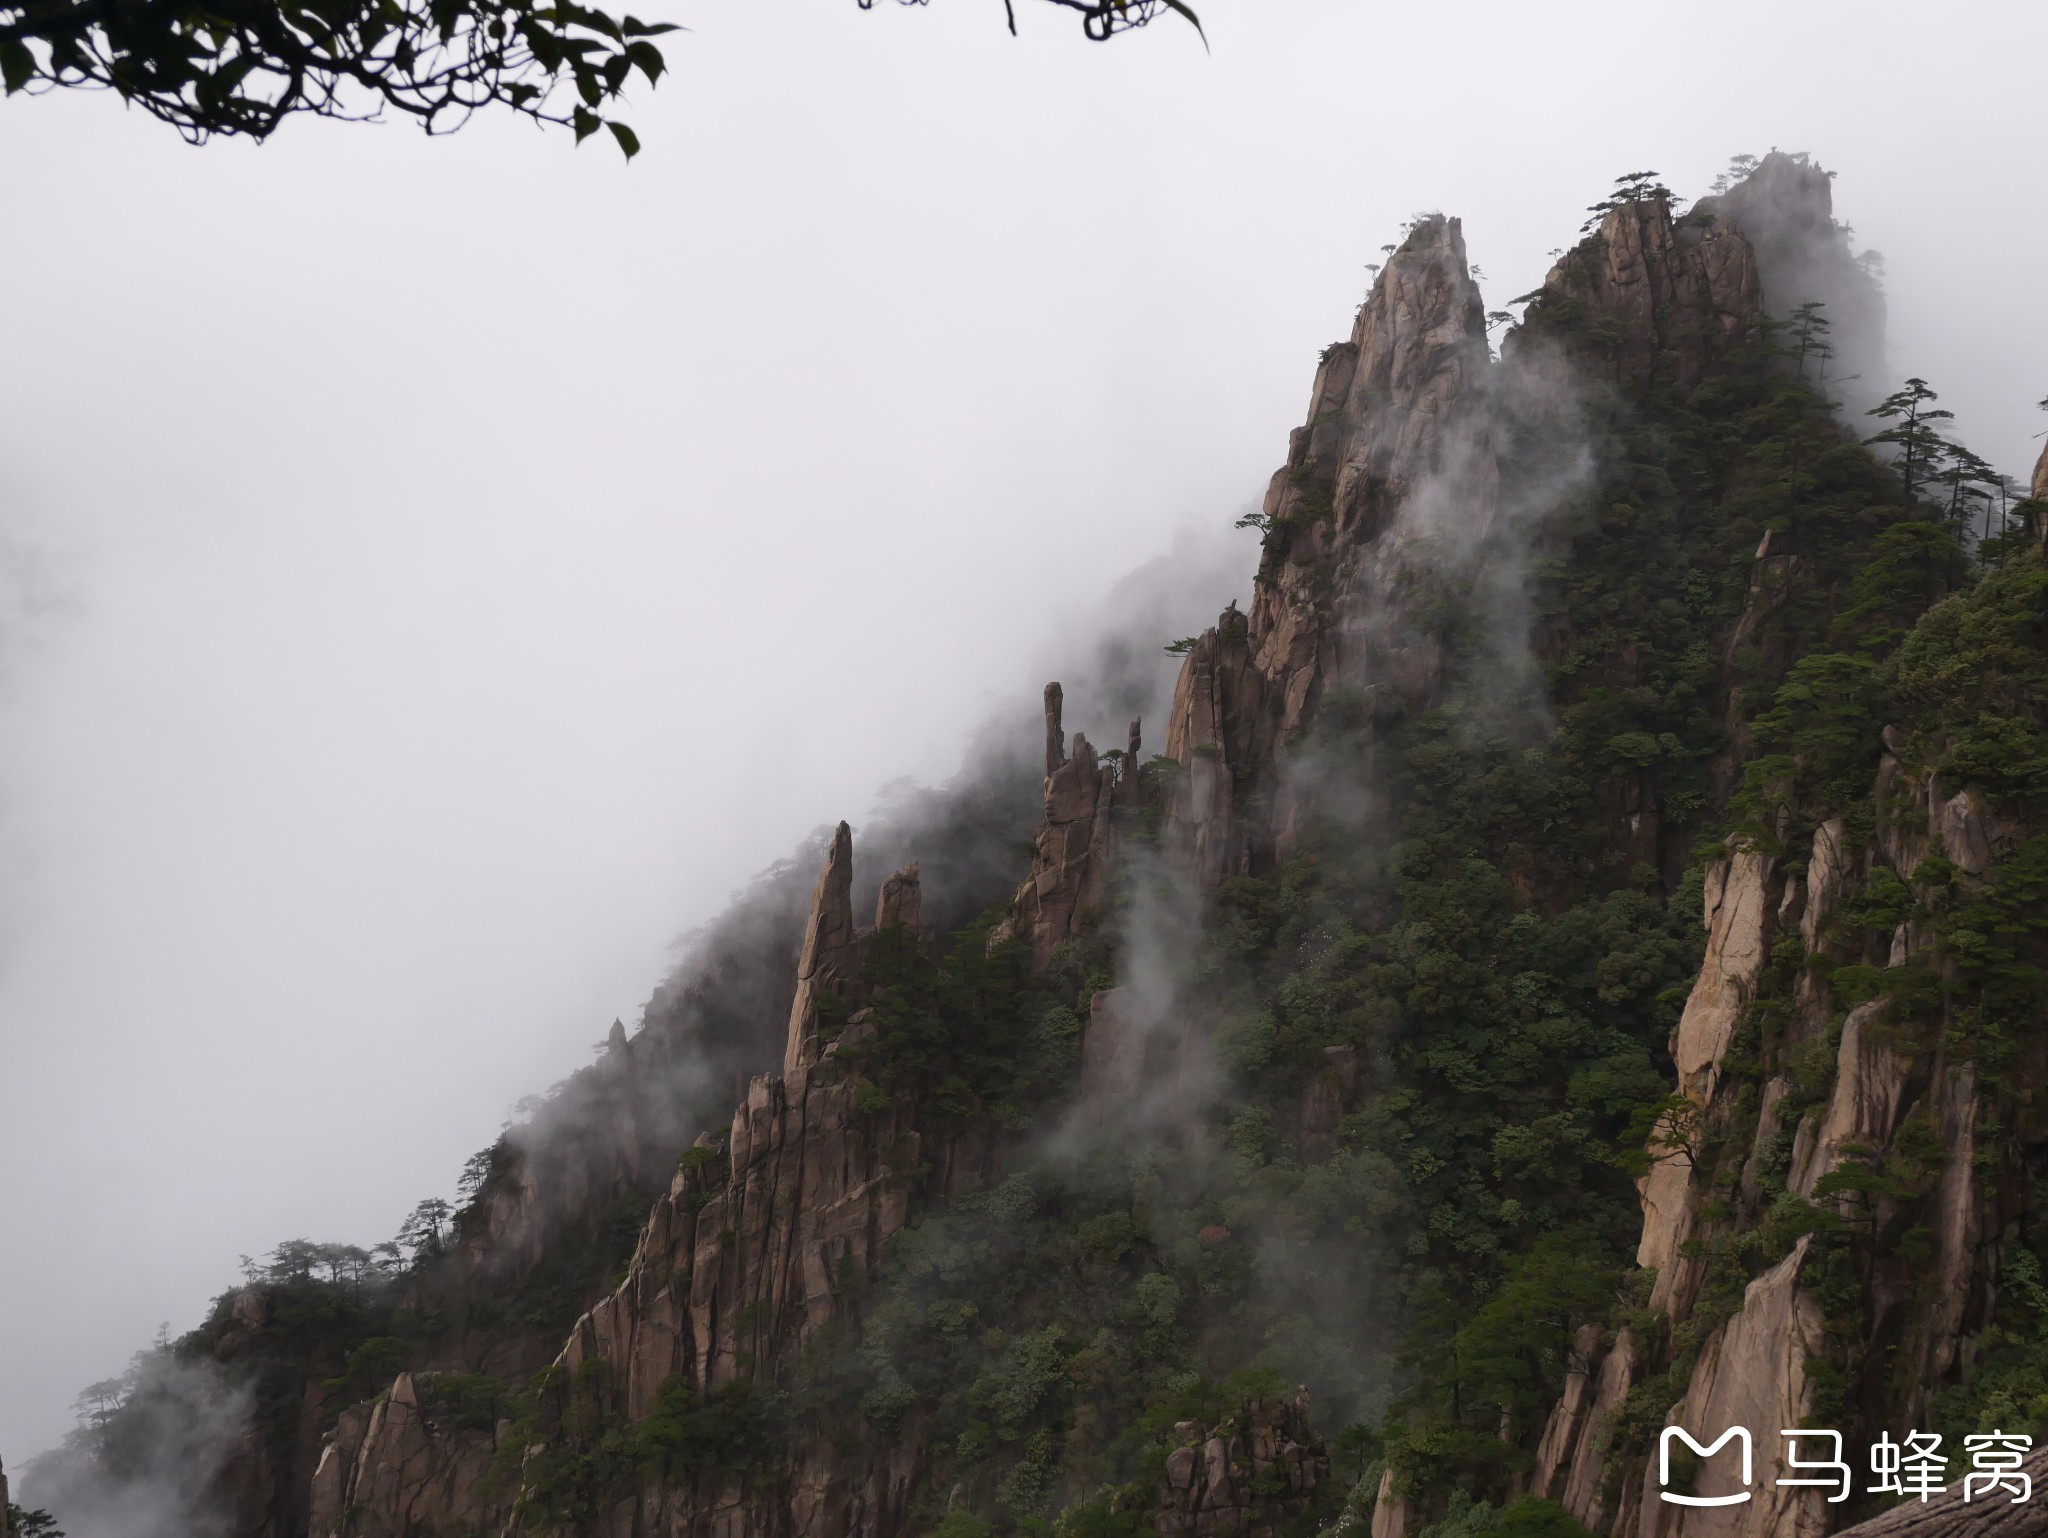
[783,821,857,1076]
[1044,682,1066,777]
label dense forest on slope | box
[10,152,2047,1538]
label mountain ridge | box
[15,151,2048,1538]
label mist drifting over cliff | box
[1,0,2045,1487]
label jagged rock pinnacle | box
[1044,682,1066,778]
[783,821,857,1077]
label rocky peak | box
[1158,214,1512,883]
[1524,190,1760,396]
[1248,213,1494,740]
[783,820,858,1076]
[874,860,920,932]
[1696,149,1889,406]
[1001,682,1149,963]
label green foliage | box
[1451,1233,1621,1433]
[0,0,676,153]
[1742,651,1884,818]
[1415,1494,1597,1538]
[490,1359,787,1518]
[414,1372,507,1432]
[1889,556,2048,805]
[1581,169,1678,233]
[7,1508,64,1538]
[639,1375,783,1480]
[1864,378,1955,504]
[324,1335,411,1404]
[496,1362,638,1523]
[1932,1244,2048,1441]
[0,0,1196,156]
[846,918,1087,1126]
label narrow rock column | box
[784,822,858,1076]
[1044,682,1066,778]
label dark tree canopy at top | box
[0,0,1196,156]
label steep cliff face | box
[1156,182,1771,901]
[1530,439,2048,1534]
[1532,193,1759,399]
[1161,213,1500,883]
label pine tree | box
[1581,170,1677,232]
[1787,302,1835,380]
[1934,444,1999,541]
[1708,152,1760,195]
[1865,378,1955,503]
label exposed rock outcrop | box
[1787,999,1907,1199]
[1162,605,1270,886]
[1005,682,1145,963]
[1155,213,1505,882]
[785,821,859,1076]
[874,861,921,932]
[1247,213,1495,738]
[1640,1237,1829,1538]
[1635,847,1774,1319]
[1299,1045,1360,1164]
[1539,724,2039,1537]
[1155,1395,1328,1537]
[1693,150,1887,410]
[1537,192,1759,397]
[307,1375,500,1538]
[310,827,998,1538]
[1156,187,1779,893]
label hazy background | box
[1,0,2042,1463]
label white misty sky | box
[0,0,2042,1462]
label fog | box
[1,0,2043,1464]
